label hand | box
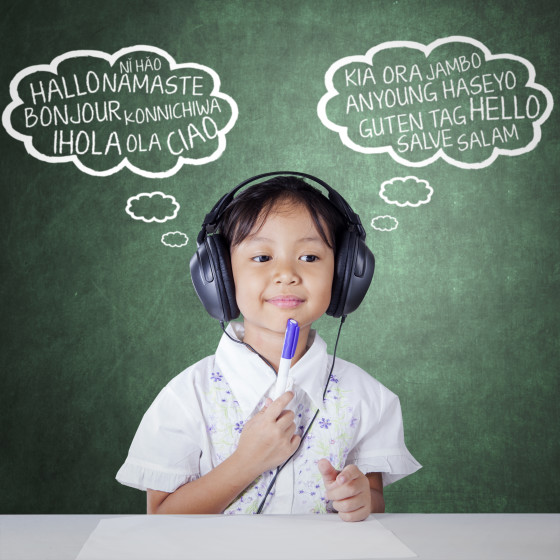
[234,392,301,477]
[318,458,371,522]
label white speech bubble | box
[126,191,180,223]
[380,176,433,207]
[371,215,399,232]
[318,36,553,169]
[161,231,189,248]
[2,45,238,178]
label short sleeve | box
[346,386,421,487]
[116,386,203,493]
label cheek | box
[234,279,254,306]
[320,282,333,310]
[315,263,335,308]
[231,261,258,309]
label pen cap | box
[281,319,300,360]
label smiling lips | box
[266,295,305,309]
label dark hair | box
[219,176,346,251]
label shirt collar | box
[288,329,331,412]
[215,322,331,417]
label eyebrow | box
[244,235,325,245]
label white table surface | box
[1,514,559,560]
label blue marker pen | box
[271,319,299,400]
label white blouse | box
[116,323,421,514]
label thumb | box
[318,458,339,485]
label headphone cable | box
[255,315,346,514]
[219,317,346,513]
[219,320,277,373]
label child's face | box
[230,201,335,339]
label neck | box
[242,323,311,373]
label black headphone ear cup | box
[206,235,239,321]
[327,230,355,318]
[343,237,375,316]
[327,232,375,318]
[189,234,240,322]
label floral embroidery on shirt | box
[202,371,243,464]
[202,370,276,514]
[224,471,276,515]
[202,363,358,514]
[293,376,358,514]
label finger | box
[327,474,368,502]
[289,433,302,452]
[327,483,360,502]
[333,493,368,513]
[265,391,294,419]
[277,408,295,419]
[318,458,339,485]
[337,506,369,523]
[276,410,296,432]
[335,464,362,485]
[260,397,273,412]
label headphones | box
[189,171,375,322]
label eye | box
[300,255,319,263]
[252,255,271,263]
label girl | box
[116,174,421,521]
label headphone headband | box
[197,171,365,245]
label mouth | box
[266,295,305,309]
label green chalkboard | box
[1,0,558,514]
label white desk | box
[1,514,558,560]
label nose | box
[273,258,300,285]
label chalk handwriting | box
[318,36,553,168]
[2,46,238,177]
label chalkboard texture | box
[1,0,558,513]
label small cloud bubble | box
[126,191,180,223]
[371,215,399,232]
[380,176,433,207]
[161,231,189,247]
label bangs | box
[219,177,345,251]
